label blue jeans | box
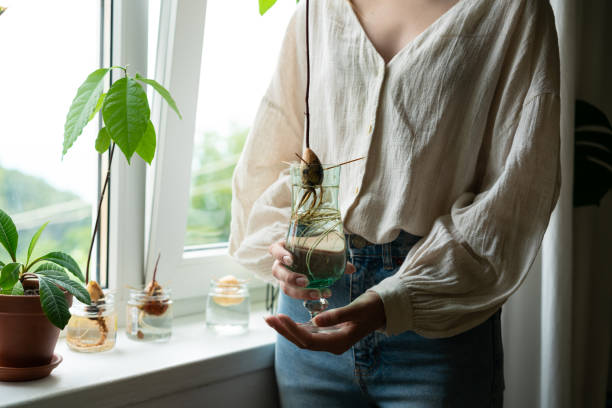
[275,231,505,407]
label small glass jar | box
[206,277,250,334]
[126,288,173,342]
[65,291,117,353]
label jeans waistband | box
[345,231,423,269]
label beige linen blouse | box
[229,0,561,338]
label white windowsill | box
[2,305,276,408]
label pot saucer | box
[0,354,62,382]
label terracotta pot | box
[0,291,72,367]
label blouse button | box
[368,124,373,134]
[354,186,359,195]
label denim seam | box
[382,243,393,270]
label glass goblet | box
[286,164,346,333]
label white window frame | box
[107,0,150,302]
[144,0,266,302]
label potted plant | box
[573,100,612,207]
[0,209,90,381]
[0,4,89,382]
[61,65,181,351]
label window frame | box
[143,0,264,302]
[106,0,150,302]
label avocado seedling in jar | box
[126,255,173,341]
[65,281,117,353]
[206,275,250,334]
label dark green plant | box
[63,65,181,283]
[574,100,612,207]
[0,209,90,329]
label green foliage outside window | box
[186,127,248,246]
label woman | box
[230,0,560,406]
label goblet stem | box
[298,297,342,333]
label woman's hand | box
[268,241,355,301]
[264,291,386,355]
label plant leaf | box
[35,263,90,305]
[0,260,4,268]
[11,280,24,295]
[26,221,48,266]
[88,92,107,122]
[136,120,156,164]
[95,127,111,154]
[0,262,21,293]
[0,209,18,261]
[63,68,111,156]
[135,73,182,119]
[259,0,277,15]
[38,276,71,329]
[37,252,85,282]
[102,77,150,163]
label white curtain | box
[502,1,612,407]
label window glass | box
[185,0,296,248]
[0,1,102,280]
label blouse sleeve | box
[368,0,561,337]
[228,5,305,282]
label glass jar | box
[206,277,250,334]
[65,291,117,352]
[126,288,173,342]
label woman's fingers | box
[268,241,293,266]
[265,315,308,348]
[272,260,324,300]
[269,241,334,300]
[280,282,323,300]
[272,259,308,286]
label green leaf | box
[63,68,111,156]
[102,77,150,163]
[88,92,107,122]
[35,263,90,305]
[38,277,71,329]
[26,222,48,266]
[0,260,5,268]
[95,127,111,153]
[0,263,21,293]
[11,280,24,295]
[134,73,182,119]
[36,252,85,282]
[136,120,156,164]
[0,209,18,261]
[259,0,277,15]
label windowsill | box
[2,305,276,408]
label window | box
[185,0,295,249]
[0,0,106,284]
[146,0,297,299]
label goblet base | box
[297,320,342,333]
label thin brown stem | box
[305,0,311,149]
[152,253,161,283]
[86,143,116,283]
